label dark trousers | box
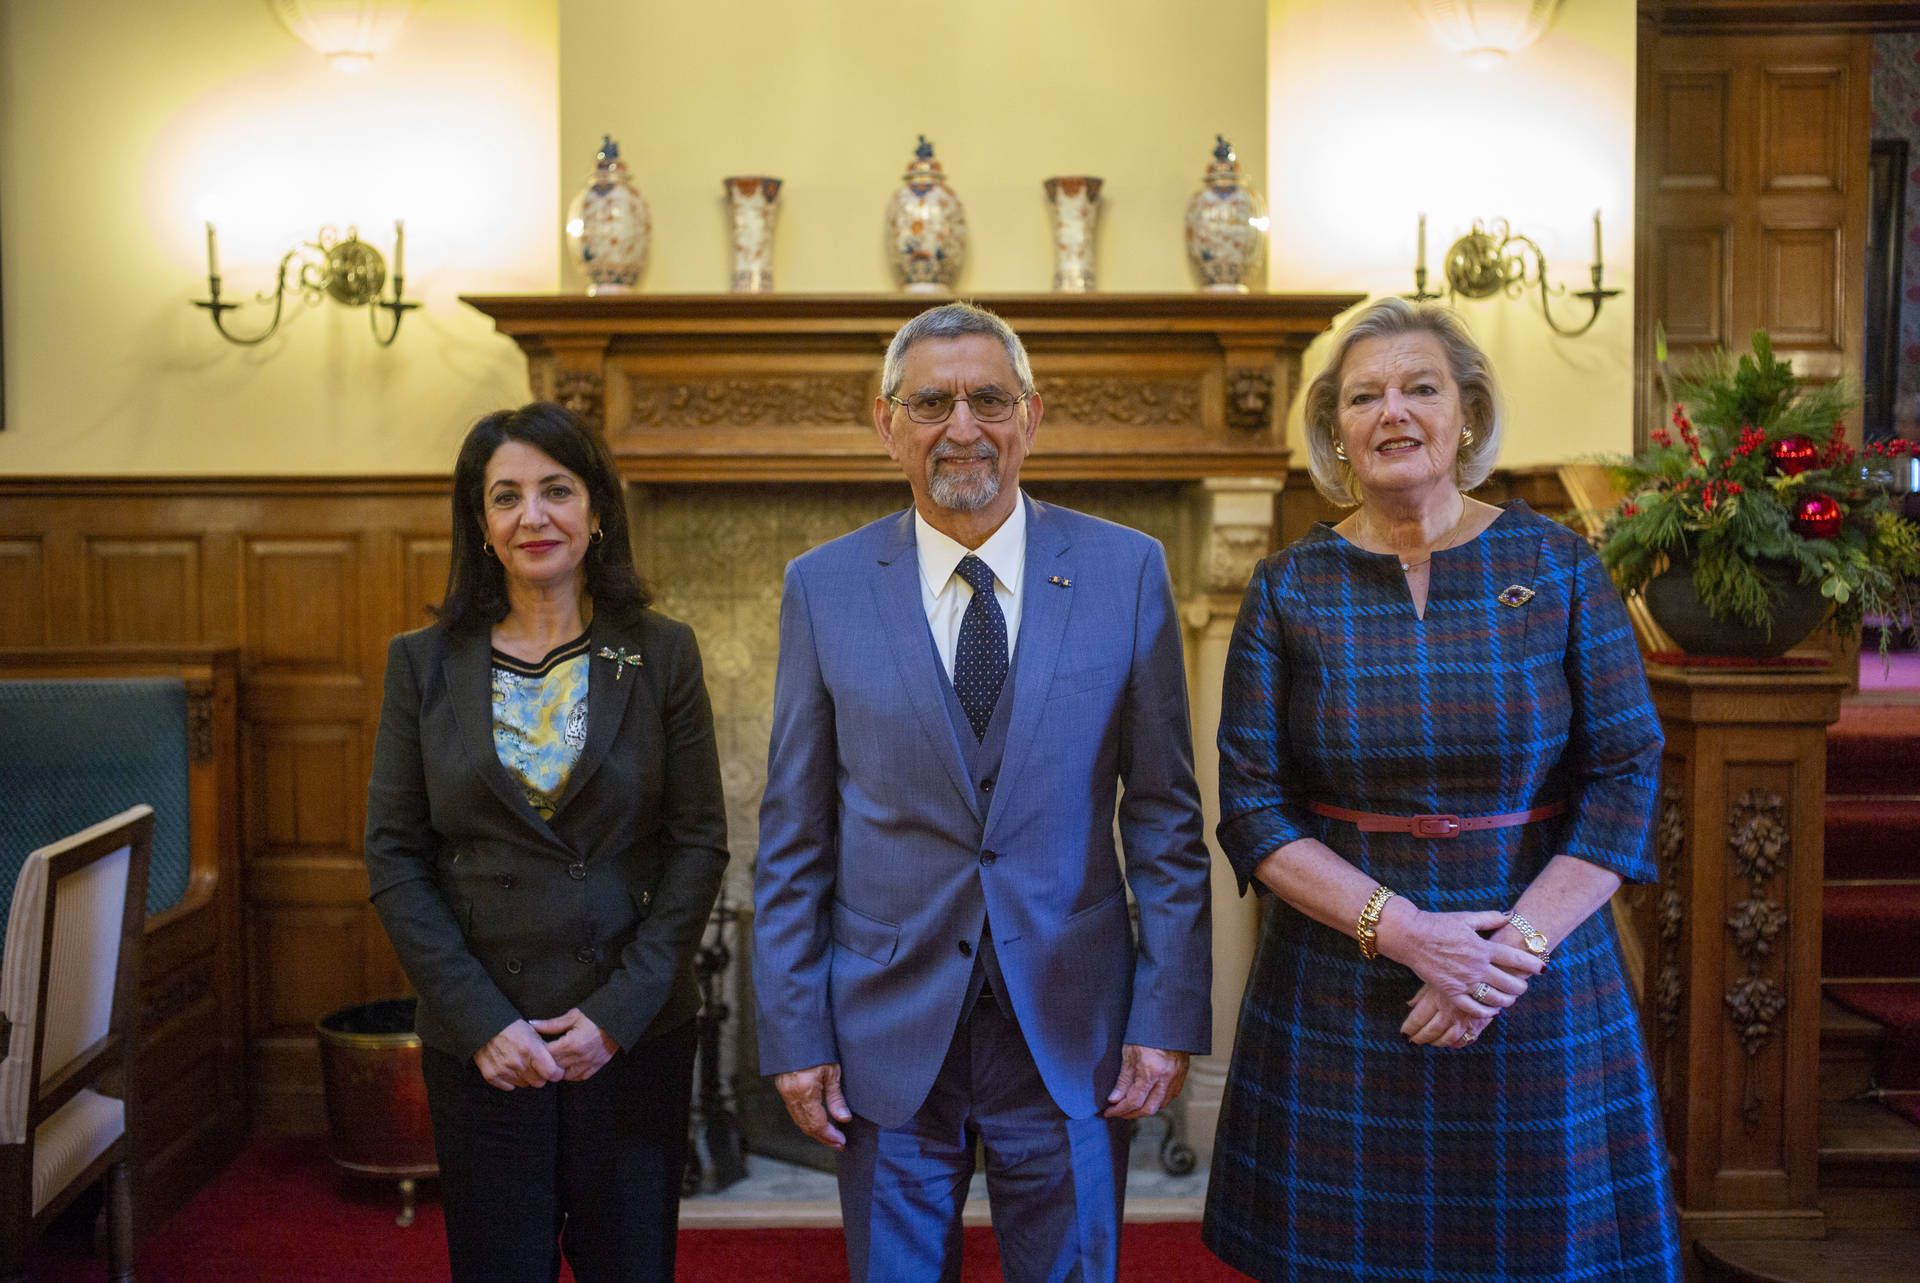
[421,1018,697,1283]
[836,994,1130,1283]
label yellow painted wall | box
[0,0,558,475]
[0,1,1635,476]
[1268,0,1636,473]
[557,0,1269,294]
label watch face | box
[1524,934,1548,955]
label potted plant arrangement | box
[1599,330,1920,659]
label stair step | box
[1824,797,1920,881]
[1822,883,1920,978]
[1820,997,1883,1101]
[1830,704,1920,796]
[1820,1097,1920,1187]
[1696,1230,1920,1283]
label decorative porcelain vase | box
[724,176,782,293]
[565,135,650,296]
[1184,135,1268,293]
[885,136,967,294]
[1043,176,1102,293]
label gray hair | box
[881,302,1036,399]
[1301,297,1504,506]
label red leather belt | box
[1309,800,1565,839]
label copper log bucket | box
[316,996,439,1227]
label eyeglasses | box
[888,389,1030,425]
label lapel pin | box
[1497,584,1536,608]
[1048,575,1072,588]
[595,646,644,678]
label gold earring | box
[483,542,497,558]
[1333,440,1348,461]
[590,528,605,545]
[1462,426,1475,447]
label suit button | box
[957,940,973,959]
[576,945,598,964]
[497,874,515,889]
[979,850,997,867]
[980,778,994,793]
[505,959,523,975]
[568,862,587,881]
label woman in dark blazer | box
[364,401,728,1282]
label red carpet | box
[29,1136,1246,1282]
[1823,696,1920,1134]
[1826,703,1920,795]
[1821,884,1920,977]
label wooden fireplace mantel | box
[460,292,1364,483]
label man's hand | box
[774,1062,853,1149]
[528,1007,619,1082]
[473,1019,565,1090]
[1103,1044,1189,1118]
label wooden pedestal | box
[1636,665,1850,1242]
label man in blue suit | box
[754,302,1212,1281]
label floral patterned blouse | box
[491,630,591,819]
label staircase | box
[1818,701,1920,1186]
[1699,695,1920,1281]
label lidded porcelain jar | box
[884,136,967,294]
[1183,135,1268,293]
[565,135,650,295]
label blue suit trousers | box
[836,997,1129,1283]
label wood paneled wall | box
[0,478,449,1133]
[1636,15,1874,449]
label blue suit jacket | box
[753,497,1212,1128]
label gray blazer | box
[754,499,1212,1128]
[364,612,728,1060]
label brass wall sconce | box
[1406,212,1620,337]
[193,222,418,346]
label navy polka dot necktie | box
[952,554,1007,740]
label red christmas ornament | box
[1770,435,1818,475]
[1792,492,1842,539]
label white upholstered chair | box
[0,805,152,1283]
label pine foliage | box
[1599,330,1920,649]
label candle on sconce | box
[393,219,405,281]
[205,221,221,280]
[1417,212,1427,274]
[1592,209,1603,268]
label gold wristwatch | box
[1508,911,1550,960]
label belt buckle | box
[1412,814,1462,838]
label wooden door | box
[1636,30,1872,448]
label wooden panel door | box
[1638,32,1872,447]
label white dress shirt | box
[914,495,1026,681]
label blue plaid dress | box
[1203,503,1682,1282]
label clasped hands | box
[473,1008,620,1089]
[1380,905,1544,1050]
[774,1044,1190,1150]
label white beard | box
[927,445,1000,511]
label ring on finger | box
[1471,981,1492,1003]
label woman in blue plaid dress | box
[1202,299,1682,1282]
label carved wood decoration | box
[460,293,1363,481]
[1641,664,1848,1241]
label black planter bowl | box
[1642,558,1830,659]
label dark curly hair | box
[433,401,650,633]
